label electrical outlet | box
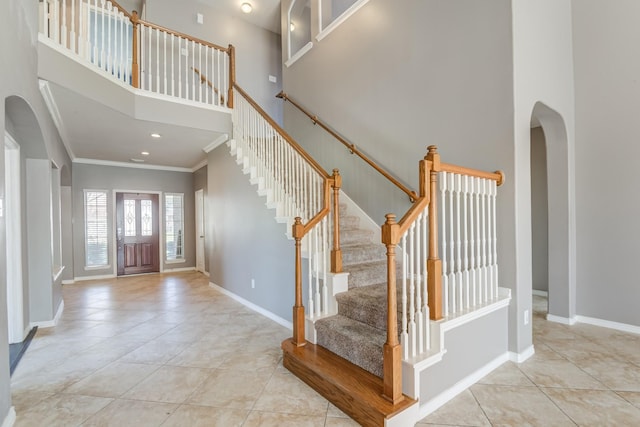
[524,309,530,325]
[268,75,277,83]
[196,13,204,24]
[251,279,255,289]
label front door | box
[116,193,160,275]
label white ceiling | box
[46,83,226,170]
[195,0,282,34]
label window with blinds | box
[165,193,184,261]
[85,190,109,268]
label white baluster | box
[163,31,167,95]
[455,173,463,312]
[100,0,106,69]
[198,43,202,102]
[409,222,416,356]
[422,211,430,350]
[322,216,328,315]
[217,49,221,105]
[469,176,476,306]
[204,46,209,104]
[170,34,175,96]
[191,40,196,101]
[107,2,112,74]
[53,0,60,44]
[155,28,160,93]
[308,221,314,318]
[147,25,152,89]
[415,212,424,354]
[448,173,455,315]
[70,0,76,52]
[61,0,67,47]
[482,178,488,303]
[177,37,181,98]
[492,180,499,298]
[462,175,470,309]
[475,177,482,304]
[401,234,408,359]
[314,219,321,317]
[79,0,85,57]
[440,171,448,317]
[42,0,48,39]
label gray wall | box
[144,0,284,124]
[193,165,209,273]
[207,145,295,321]
[531,127,548,293]
[71,164,196,279]
[281,0,516,343]
[573,0,640,326]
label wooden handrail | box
[441,163,505,186]
[191,67,225,103]
[108,0,133,19]
[276,91,418,202]
[236,85,331,180]
[137,19,229,52]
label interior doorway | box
[116,192,160,275]
[195,189,205,273]
[530,125,549,314]
[5,132,24,344]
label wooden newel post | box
[331,169,343,273]
[426,146,443,320]
[227,44,236,108]
[131,11,139,88]
[381,214,403,404]
[292,217,306,347]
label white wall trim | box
[74,157,193,173]
[191,159,208,172]
[163,267,196,273]
[1,407,16,427]
[575,315,640,335]
[285,42,313,68]
[316,0,370,42]
[508,344,535,363]
[209,282,293,330]
[62,279,75,285]
[202,133,229,154]
[546,313,576,325]
[38,80,76,161]
[73,274,116,282]
[418,352,509,418]
[52,265,65,282]
[30,300,64,329]
[532,289,548,297]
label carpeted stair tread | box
[339,215,361,230]
[341,243,387,266]
[340,228,375,245]
[336,283,403,332]
[316,315,386,378]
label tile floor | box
[9,273,640,426]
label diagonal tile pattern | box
[10,274,640,426]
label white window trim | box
[84,189,110,269]
[316,0,370,42]
[285,41,313,68]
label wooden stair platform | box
[282,338,417,427]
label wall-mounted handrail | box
[276,91,418,202]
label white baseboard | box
[418,352,509,418]
[30,300,64,329]
[1,407,16,427]
[209,282,293,330]
[203,271,210,277]
[509,344,535,363]
[532,289,548,297]
[575,315,640,335]
[73,274,116,282]
[546,313,576,325]
[163,267,196,273]
[61,279,75,285]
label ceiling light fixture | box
[241,2,252,13]
[141,151,149,156]
[130,158,145,163]
[290,22,295,31]
[150,133,161,138]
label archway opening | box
[530,102,575,323]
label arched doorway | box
[529,102,575,323]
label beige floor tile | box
[117,337,186,364]
[253,371,328,416]
[529,342,566,361]
[470,384,575,426]
[618,391,640,409]
[187,368,273,409]
[326,403,350,418]
[123,365,212,403]
[14,394,113,427]
[418,389,490,426]
[543,387,640,426]
[63,362,159,398]
[81,399,177,426]
[577,358,640,392]
[477,361,535,387]
[165,341,232,369]
[243,411,326,427]
[518,358,606,389]
[161,404,248,427]
[217,348,281,371]
[10,391,54,413]
[324,417,361,426]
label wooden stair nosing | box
[282,338,416,427]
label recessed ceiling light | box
[241,2,252,13]
[141,151,149,156]
[151,133,161,138]
[290,22,295,32]
[130,158,145,163]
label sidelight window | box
[165,193,184,261]
[84,190,109,268]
